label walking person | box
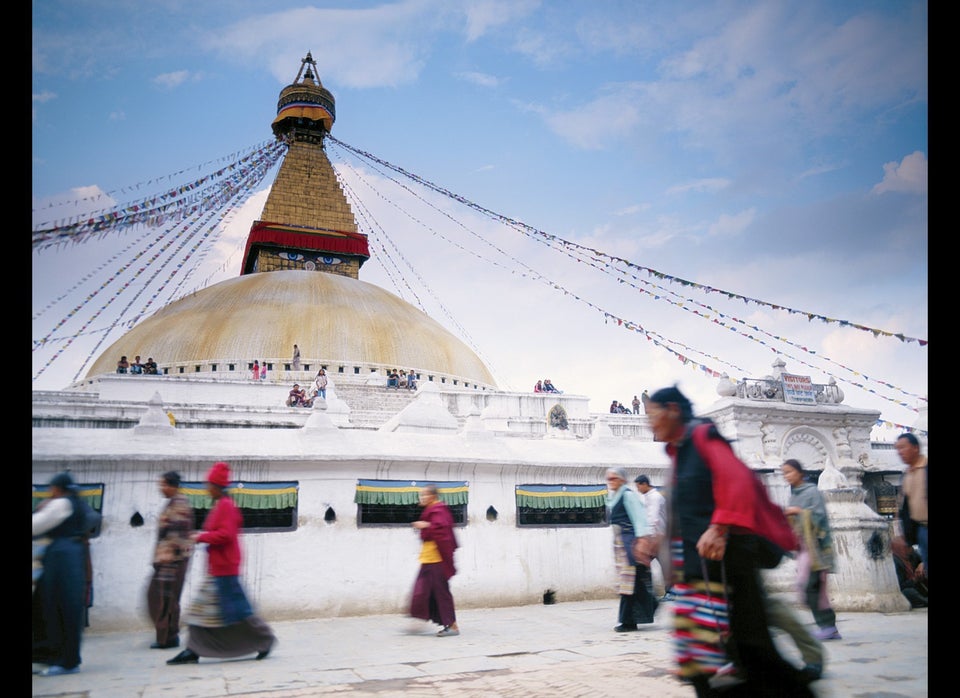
[32,472,102,676]
[292,344,301,372]
[147,471,194,649]
[721,582,826,686]
[764,592,825,684]
[605,468,658,631]
[891,432,927,578]
[645,386,811,697]
[409,485,460,637]
[781,459,841,641]
[634,474,672,599]
[251,360,260,381]
[167,462,276,665]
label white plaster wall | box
[36,377,911,631]
[36,427,669,632]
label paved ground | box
[32,597,927,697]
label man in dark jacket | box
[646,386,811,697]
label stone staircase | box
[328,380,420,429]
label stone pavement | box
[32,597,927,698]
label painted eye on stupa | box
[319,256,342,265]
[279,252,305,261]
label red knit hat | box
[206,461,231,487]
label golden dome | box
[85,270,496,387]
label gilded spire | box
[271,52,336,139]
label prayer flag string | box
[329,135,926,348]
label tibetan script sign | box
[781,373,816,405]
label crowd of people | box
[33,387,927,689]
[533,379,561,393]
[33,464,277,676]
[251,361,268,381]
[386,369,418,390]
[609,392,649,414]
[117,355,159,375]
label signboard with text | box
[781,373,817,405]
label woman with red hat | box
[166,462,276,665]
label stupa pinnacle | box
[242,52,369,279]
[82,53,497,388]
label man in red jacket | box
[409,485,460,637]
[646,386,810,697]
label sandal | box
[437,626,460,637]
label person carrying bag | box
[646,386,812,697]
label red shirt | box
[196,495,243,576]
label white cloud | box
[541,86,643,150]
[210,4,439,89]
[462,0,541,42]
[795,161,845,181]
[33,90,56,120]
[872,151,927,195]
[706,208,756,238]
[456,71,500,88]
[153,70,191,89]
[613,204,649,216]
[32,185,115,229]
[666,178,730,196]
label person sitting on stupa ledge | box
[286,383,313,408]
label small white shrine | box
[706,357,917,612]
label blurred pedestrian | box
[892,432,927,578]
[765,593,825,684]
[892,541,928,608]
[646,386,810,697]
[605,468,658,631]
[147,471,194,649]
[781,459,841,641]
[167,462,276,665]
[32,472,102,676]
[634,474,671,599]
[409,485,460,637]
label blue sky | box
[32,1,927,439]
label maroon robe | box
[418,501,458,579]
